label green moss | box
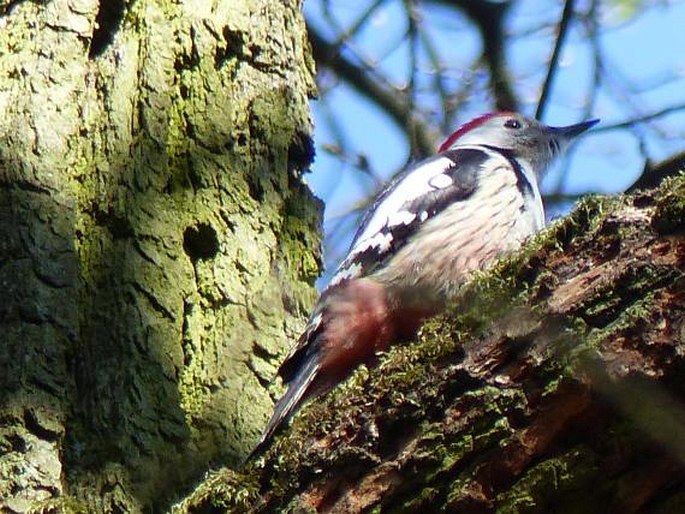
[651,172,685,234]
[584,291,653,344]
[495,448,599,514]
[393,486,441,513]
[189,175,685,511]
[27,497,91,514]
[170,469,260,513]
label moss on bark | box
[176,174,685,513]
[0,0,317,511]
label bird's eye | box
[504,119,522,129]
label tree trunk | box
[0,1,318,512]
[176,176,685,513]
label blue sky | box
[303,0,685,284]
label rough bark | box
[175,175,685,513]
[0,0,318,512]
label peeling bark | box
[177,177,685,513]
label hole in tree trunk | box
[89,0,126,59]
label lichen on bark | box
[0,0,318,511]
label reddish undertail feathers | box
[247,279,432,460]
[247,112,599,460]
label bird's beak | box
[550,119,600,140]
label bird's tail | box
[245,354,321,463]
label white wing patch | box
[327,148,493,287]
[428,173,453,189]
[329,262,362,286]
[351,155,456,251]
[386,210,417,227]
[329,230,393,286]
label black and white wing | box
[329,147,494,286]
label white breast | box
[372,159,544,307]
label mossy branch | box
[175,174,685,513]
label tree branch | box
[628,150,685,193]
[442,0,518,111]
[176,172,685,514]
[536,0,576,120]
[308,26,439,158]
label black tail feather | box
[244,356,320,463]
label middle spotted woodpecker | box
[250,112,598,458]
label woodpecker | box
[250,112,598,459]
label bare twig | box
[428,0,518,111]
[592,104,685,133]
[415,17,452,131]
[405,0,422,158]
[536,0,576,120]
[627,150,685,193]
[308,26,439,158]
[331,0,386,48]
